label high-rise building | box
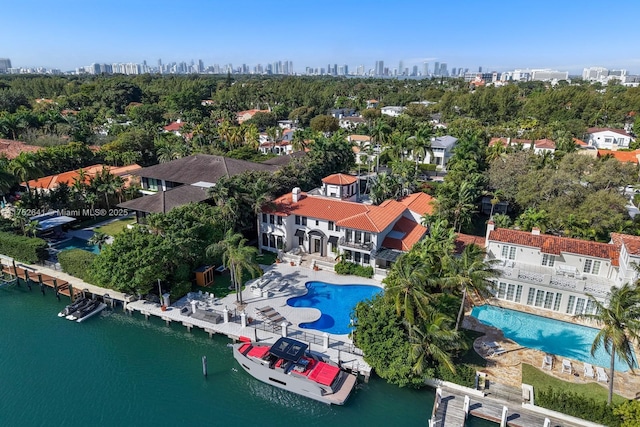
[411,65,418,77]
[423,62,429,76]
[375,60,384,76]
[433,62,440,76]
[0,58,12,73]
[440,63,448,76]
[398,60,404,76]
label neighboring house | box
[258,173,428,270]
[0,139,43,159]
[348,135,372,146]
[118,155,278,222]
[366,99,379,109]
[201,99,215,106]
[258,129,294,155]
[26,164,141,193]
[339,116,366,130]
[381,106,406,117]
[236,109,269,124]
[597,149,640,164]
[163,119,186,136]
[586,127,634,150]
[485,222,640,317]
[349,135,374,165]
[277,120,295,129]
[328,108,356,118]
[422,135,458,170]
[489,137,557,154]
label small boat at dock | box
[231,336,357,405]
[59,297,90,318]
[75,302,107,323]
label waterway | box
[0,285,494,426]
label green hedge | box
[58,249,97,283]
[0,231,48,263]
[418,163,437,173]
[435,363,477,388]
[536,387,620,426]
[334,260,374,278]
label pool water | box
[471,305,636,371]
[52,237,100,254]
[287,281,383,335]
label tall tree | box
[9,152,42,193]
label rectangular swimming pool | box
[51,237,100,254]
[471,305,636,372]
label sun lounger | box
[583,363,595,379]
[482,341,500,350]
[256,306,277,318]
[596,367,609,383]
[277,281,289,292]
[488,346,507,357]
[542,354,553,370]
[561,359,572,374]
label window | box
[355,231,362,244]
[269,234,276,248]
[585,299,596,315]
[295,215,300,225]
[315,220,319,226]
[363,254,370,264]
[262,213,267,223]
[527,288,536,305]
[354,252,362,263]
[276,236,283,250]
[534,290,545,307]
[346,230,353,242]
[514,285,523,303]
[575,298,586,315]
[298,235,303,246]
[269,215,275,224]
[262,233,268,247]
[604,137,613,143]
[544,292,554,309]
[566,295,576,314]
[277,216,283,225]
[328,221,334,231]
[335,225,340,232]
[302,217,307,226]
[364,232,371,243]
[506,284,515,301]
[541,254,555,267]
[501,245,516,260]
[497,283,506,299]
[583,259,601,275]
[553,293,562,311]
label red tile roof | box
[611,233,640,256]
[163,121,185,132]
[338,199,407,233]
[597,149,640,164]
[588,127,630,137]
[534,139,556,149]
[455,233,486,254]
[399,192,435,216]
[488,228,620,265]
[349,135,371,142]
[0,139,43,159]
[489,137,557,149]
[322,173,358,185]
[382,216,427,251]
[573,138,588,147]
[26,164,141,190]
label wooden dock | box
[430,386,592,427]
[2,265,81,299]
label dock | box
[429,385,597,427]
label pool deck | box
[465,298,640,400]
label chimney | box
[532,227,540,235]
[292,187,301,203]
[485,219,495,247]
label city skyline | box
[4,0,640,74]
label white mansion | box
[485,221,640,315]
[258,173,435,269]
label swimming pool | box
[471,305,636,371]
[52,237,100,254]
[287,281,383,335]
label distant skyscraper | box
[411,65,418,77]
[478,66,482,73]
[440,63,448,76]
[398,60,404,76]
[423,62,429,76]
[0,58,12,73]
[433,62,440,76]
[375,60,384,76]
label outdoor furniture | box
[583,363,595,379]
[487,345,507,357]
[542,354,553,370]
[561,359,572,374]
[597,367,609,383]
[277,281,289,292]
[482,341,500,350]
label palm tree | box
[408,311,461,376]
[452,180,478,233]
[9,152,42,193]
[384,255,433,327]
[206,230,261,305]
[579,283,640,405]
[24,220,40,237]
[291,129,307,152]
[243,124,260,150]
[88,231,109,250]
[442,244,500,330]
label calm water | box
[0,284,431,427]
[286,281,383,334]
[52,237,100,254]
[471,305,636,371]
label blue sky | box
[4,0,639,74]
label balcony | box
[338,237,374,251]
[494,259,612,298]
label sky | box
[3,0,640,74]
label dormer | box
[320,173,358,202]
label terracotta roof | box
[382,216,427,251]
[573,138,588,147]
[489,137,557,149]
[0,139,43,159]
[455,233,486,254]
[352,146,361,154]
[588,127,630,137]
[349,135,371,142]
[399,192,435,216]
[26,164,141,190]
[322,173,358,185]
[338,199,407,233]
[488,228,619,265]
[534,139,556,149]
[611,233,640,256]
[597,149,640,164]
[163,121,185,132]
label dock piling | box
[38,274,45,295]
[202,356,207,377]
[53,279,60,301]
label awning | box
[35,215,76,231]
[328,236,339,245]
[294,229,305,238]
[375,248,404,262]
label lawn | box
[522,363,625,405]
[94,217,136,236]
[256,251,277,265]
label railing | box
[338,237,374,251]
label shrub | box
[418,163,437,173]
[170,280,192,301]
[0,231,48,263]
[58,249,97,283]
[334,261,374,278]
[435,363,476,388]
[536,387,620,426]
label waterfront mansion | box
[485,221,640,315]
[258,173,434,270]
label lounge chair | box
[482,341,500,350]
[597,367,609,383]
[584,363,595,379]
[277,281,289,292]
[561,359,572,374]
[488,346,507,357]
[542,354,553,370]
